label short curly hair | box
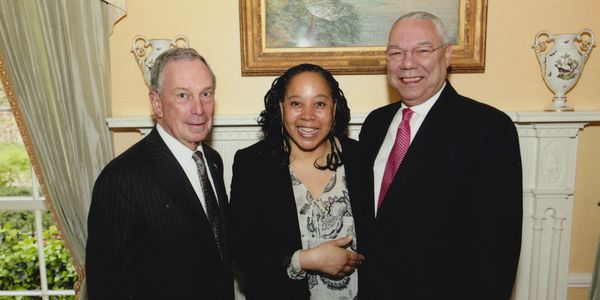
[258,63,351,170]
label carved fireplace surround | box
[107,111,600,300]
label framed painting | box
[239,0,487,76]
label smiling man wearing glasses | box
[359,11,523,299]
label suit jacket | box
[359,82,522,300]
[86,128,233,300]
[229,136,374,300]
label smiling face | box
[280,71,335,157]
[386,18,452,107]
[149,58,215,150]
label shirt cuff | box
[286,250,306,280]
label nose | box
[300,105,315,120]
[399,52,417,69]
[191,98,205,115]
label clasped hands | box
[298,236,364,279]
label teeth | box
[298,127,318,134]
[401,77,421,82]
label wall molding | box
[568,273,593,288]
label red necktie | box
[378,108,414,208]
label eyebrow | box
[172,85,214,92]
[386,41,434,50]
[284,93,331,100]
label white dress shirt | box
[373,83,445,215]
[156,124,217,213]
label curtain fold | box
[592,235,600,300]
[0,1,118,299]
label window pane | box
[0,210,41,291]
[0,83,76,296]
[0,211,78,293]
[43,212,78,291]
[50,296,75,300]
[0,110,32,197]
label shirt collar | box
[400,81,446,116]
[156,123,204,166]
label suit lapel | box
[145,129,209,223]
[377,83,458,217]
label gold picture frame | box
[239,0,487,76]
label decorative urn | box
[131,35,189,87]
[533,29,595,111]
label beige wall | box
[110,1,600,298]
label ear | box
[444,45,453,68]
[149,90,163,119]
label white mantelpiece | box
[107,111,600,300]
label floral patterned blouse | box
[288,165,358,300]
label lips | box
[188,119,208,126]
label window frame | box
[0,89,76,299]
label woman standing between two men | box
[229,63,373,299]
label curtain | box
[592,234,600,300]
[0,1,125,299]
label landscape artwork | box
[265,0,460,48]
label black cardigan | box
[229,136,374,299]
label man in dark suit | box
[86,48,233,299]
[359,12,522,299]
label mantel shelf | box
[107,111,600,129]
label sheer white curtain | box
[0,1,125,299]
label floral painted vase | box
[533,29,595,111]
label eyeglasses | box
[386,44,447,61]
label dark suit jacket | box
[86,128,233,300]
[359,82,522,300]
[229,136,374,300]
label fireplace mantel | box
[107,110,600,128]
[107,111,600,300]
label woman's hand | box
[299,236,364,278]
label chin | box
[188,133,209,143]
[298,145,320,152]
[296,139,329,153]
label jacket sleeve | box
[86,164,139,300]
[470,114,523,299]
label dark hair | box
[258,63,351,170]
